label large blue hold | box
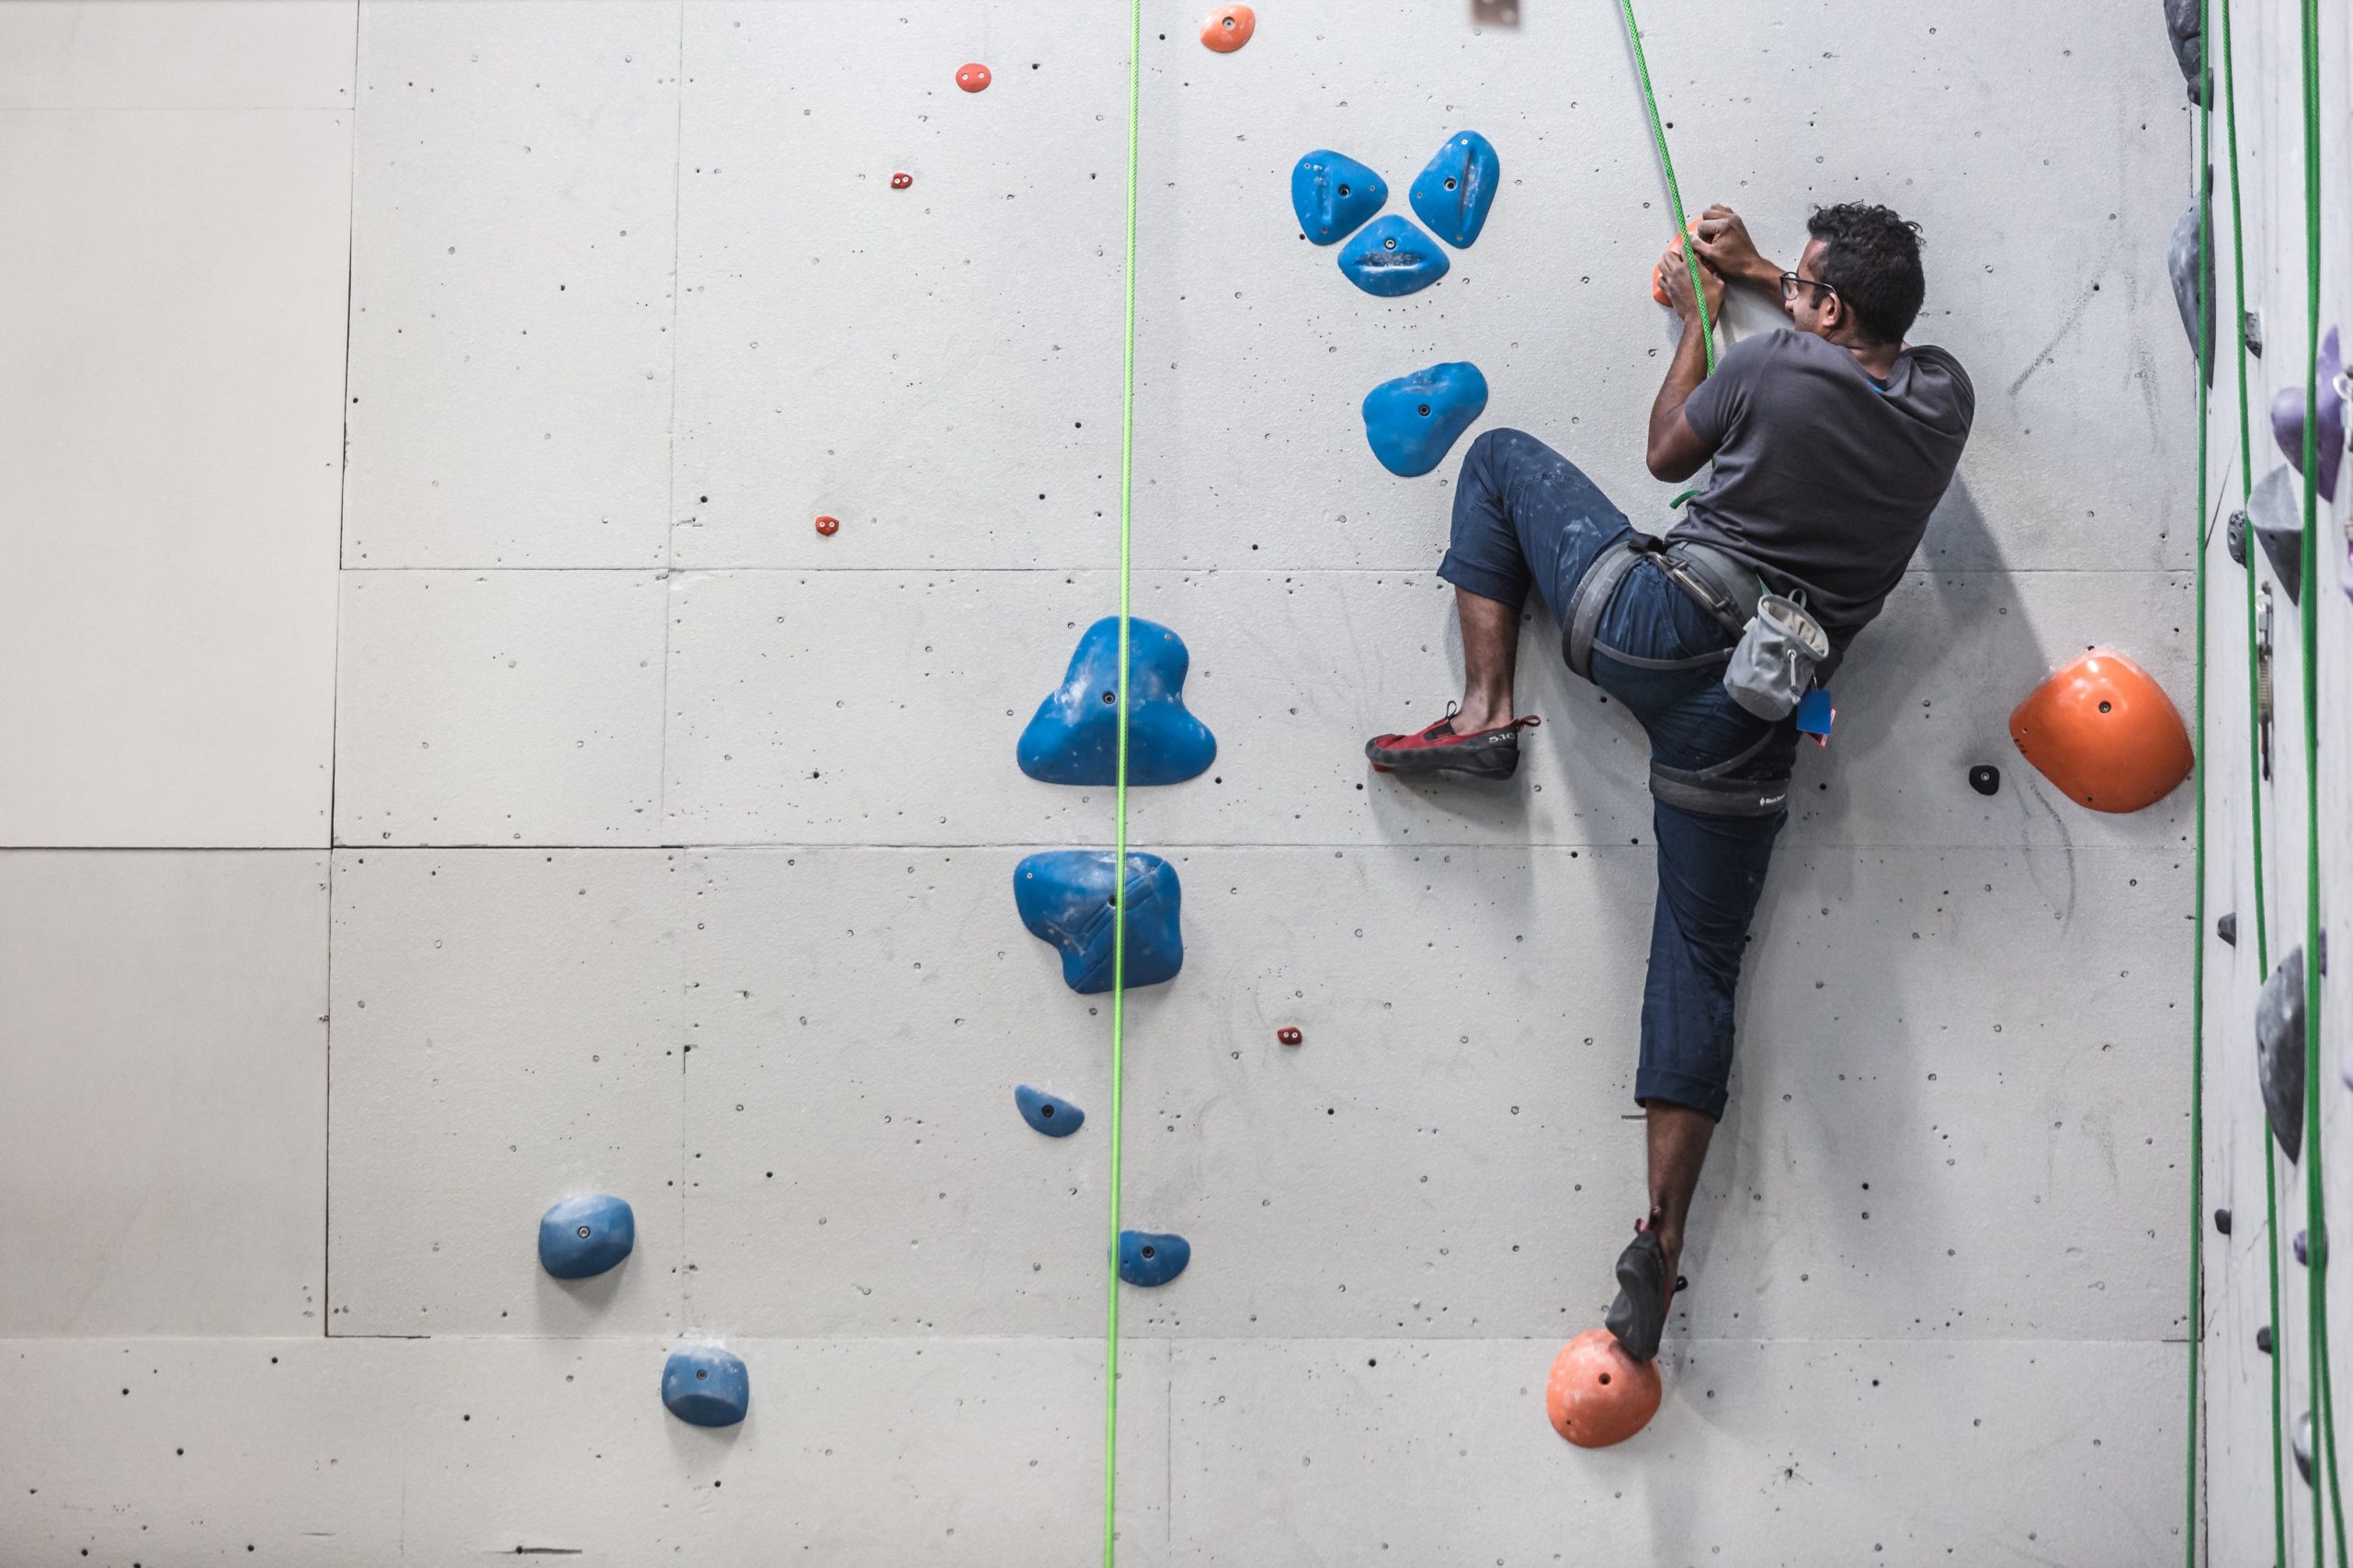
[538,1193,635,1279]
[1290,150,1388,244]
[661,1345,749,1427]
[1362,362,1489,478]
[1014,1084,1086,1137]
[1408,131,1500,248]
[1119,1230,1190,1288]
[1017,617,1216,786]
[1014,850,1183,994]
[1337,214,1449,298]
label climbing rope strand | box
[2213,0,2294,1552]
[1614,0,1715,373]
[1102,0,1142,1562]
[2294,0,2348,1560]
[2187,0,2211,1545]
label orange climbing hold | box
[1651,218,1704,307]
[956,62,992,93]
[2007,648,2192,812]
[813,515,840,537]
[1545,1328,1662,1449]
[1200,6,1256,51]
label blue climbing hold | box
[537,1193,635,1280]
[1290,150,1388,244]
[1408,131,1500,248]
[1014,850,1183,994]
[1017,617,1216,786]
[661,1345,749,1427]
[1337,214,1450,298]
[1014,1084,1086,1137]
[1119,1230,1191,1287]
[1362,362,1488,477]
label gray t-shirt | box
[1668,328,1974,646]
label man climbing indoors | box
[1363,203,1975,1360]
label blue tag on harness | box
[1795,688,1835,743]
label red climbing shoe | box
[1363,708,1539,780]
[1604,1221,1677,1363]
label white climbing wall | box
[0,1,2219,1562]
[2195,0,2353,1564]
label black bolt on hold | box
[2218,912,2237,947]
[2215,1207,2233,1236]
[1968,765,2000,796]
[2259,1324,2276,1355]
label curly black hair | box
[1805,203,1927,345]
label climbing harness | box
[1101,0,1142,1559]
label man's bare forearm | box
[1647,315,1712,461]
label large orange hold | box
[2007,648,2192,812]
[1200,6,1256,51]
[1545,1328,1662,1448]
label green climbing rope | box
[1615,0,1715,373]
[2187,0,2211,1549]
[1102,0,1142,1561]
[2294,0,2347,1559]
[2214,0,2293,1556]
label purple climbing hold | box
[1290,150,1388,245]
[2268,325,2344,502]
[1408,131,1500,248]
[1337,214,1450,298]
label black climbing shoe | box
[1605,1225,1673,1362]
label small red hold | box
[813,516,840,537]
[956,62,992,93]
[1278,1027,1302,1046]
[891,172,913,190]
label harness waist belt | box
[1561,533,1845,683]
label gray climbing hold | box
[2218,912,2237,947]
[2294,1410,2315,1484]
[2215,1207,2232,1235]
[2169,195,2215,385]
[2258,946,2306,1161]
[2259,1324,2275,1355]
[2250,465,2304,603]
[2226,509,2248,567]
[2294,1225,2324,1267]
[2163,0,2207,104]
[1014,1084,1085,1137]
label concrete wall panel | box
[326,849,686,1335]
[0,852,327,1335]
[0,108,347,846]
[335,570,669,845]
[343,0,680,568]
[0,0,354,110]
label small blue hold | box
[661,1345,749,1427]
[1014,1084,1086,1137]
[1337,214,1450,298]
[1290,150,1388,244]
[1119,1230,1190,1288]
[1017,617,1216,786]
[538,1193,635,1280]
[1408,131,1500,248]
[1362,362,1489,478]
[1014,850,1183,995]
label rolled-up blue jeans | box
[1436,427,1798,1119]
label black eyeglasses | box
[1779,270,1838,303]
